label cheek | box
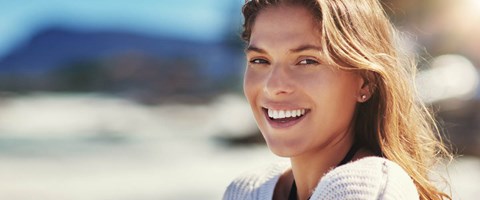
[308,70,359,101]
[243,69,263,103]
[305,73,359,120]
[325,87,358,128]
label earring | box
[360,94,367,102]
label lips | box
[262,107,310,128]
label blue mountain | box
[0,26,244,80]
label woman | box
[224,0,451,199]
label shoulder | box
[311,156,419,200]
[222,162,289,200]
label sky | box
[0,0,242,59]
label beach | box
[0,93,477,199]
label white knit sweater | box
[223,156,419,200]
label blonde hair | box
[242,0,452,199]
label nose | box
[264,66,294,97]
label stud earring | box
[360,94,367,102]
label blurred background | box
[0,0,479,199]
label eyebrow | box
[245,44,322,54]
[245,45,267,54]
[289,44,323,53]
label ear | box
[357,76,373,103]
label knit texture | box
[223,157,419,200]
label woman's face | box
[244,5,365,157]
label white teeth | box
[273,110,279,119]
[279,110,285,118]
[267,108,307,119]
[285,110,292,117]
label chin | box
[263,134,303,158]
[269,148,294,158]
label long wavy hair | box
[241,0,452,199]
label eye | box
[297,59,319,65]
[249,58,270,65]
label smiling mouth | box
[261,107,310,126]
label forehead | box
[249,5,321,48]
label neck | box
[289,131,354,200]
